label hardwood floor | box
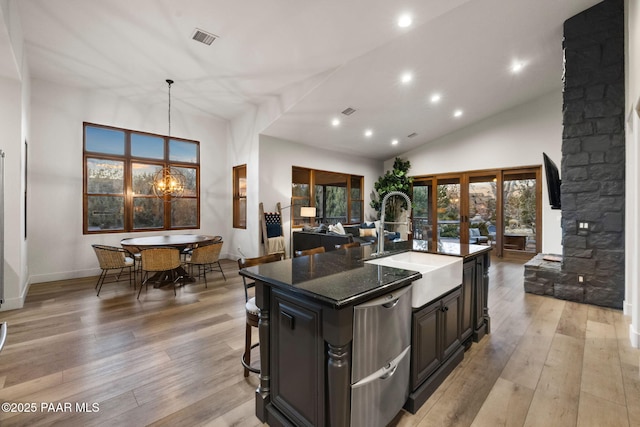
[0,257,638,426]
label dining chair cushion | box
[246,297,259,315]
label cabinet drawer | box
[351,346,411,427]
[352,285,412,384]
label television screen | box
[543,153,561,210]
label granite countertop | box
[240,249,421,308]
[240,240,491,309]
[410,239,493,258]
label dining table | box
[120,234,220,284]
[120,234,220,249]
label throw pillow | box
[264,212,282,238]
[266,223,282,238]
[329,222,346,235]
[359,228,376,237]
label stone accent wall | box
[560,0,625,308]
[524,254,566,297]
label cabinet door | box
[461,260,474,343]
[411,300,441,389]
[271,292,324,427]
[473,255,486,340]
[441,288,462,361]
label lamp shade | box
[300,207,316,218]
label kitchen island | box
[240,240,491,426]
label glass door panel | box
[503,171,538,253]
[437,177,461,243]
[412,179,433,241]
[468,174,497,246]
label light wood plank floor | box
[0,257,638,426]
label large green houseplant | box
[370,157,413,222]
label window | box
[83,123,200,234]
[233,164,247,229]
[292,166,364,226]
[412,166,541,257]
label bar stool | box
[238,253,283,376]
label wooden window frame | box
[233,164,247,229]
[83,122,200,234]
[412,165,541,257]
[292,166,364,227]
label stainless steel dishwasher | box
[351,284,412,427]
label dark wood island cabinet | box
[240,241,490,426]
[405,241,491,413]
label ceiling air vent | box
[192,28,218,45]
[341,107,356,116]
[407,132,418,138]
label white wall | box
[391,91,564,255]
[0,0,30,311]
[226,69,339,259]
[624,0,639,347]
[28,79,230,284]
[259,134,382,257]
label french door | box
[412,167,541,257]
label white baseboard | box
[0,295,25,312]
[624,300,633,316]
[630,323,640,349]
[29,268,101,285]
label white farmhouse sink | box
[366,251,462,308]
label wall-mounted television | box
[543,152,561,210]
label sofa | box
[293,223,401,253]
[292,230,354,253]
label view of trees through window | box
[83,123,199,233]
[437,180,461,239]
[412,167,540,254]
[503,173,537,252]
[292,167,363,226]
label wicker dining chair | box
[120,242,142,282]
[92,244,135,296]
[181,235,223,261]
[138,247,183,299]
[183,241,226,287]
[238,252,283,376]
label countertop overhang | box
[240,240,491,309]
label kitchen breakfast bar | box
[240,240,491,427]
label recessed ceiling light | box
[331,118,340,127]
[398,14,412,28]
[364,129,373,137]
[391,139,399,146]
[401,72,413,84]
[430,93,442,104]
[453,109,463,118]
[510,60,526,74]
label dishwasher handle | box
[0,322,7,353]
[351,346,410,388]
[354,284,411,309]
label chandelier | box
[152,79,185,199]
[152,166,186,198]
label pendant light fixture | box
[152,79,186,200]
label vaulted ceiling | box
[16,0,601,160]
